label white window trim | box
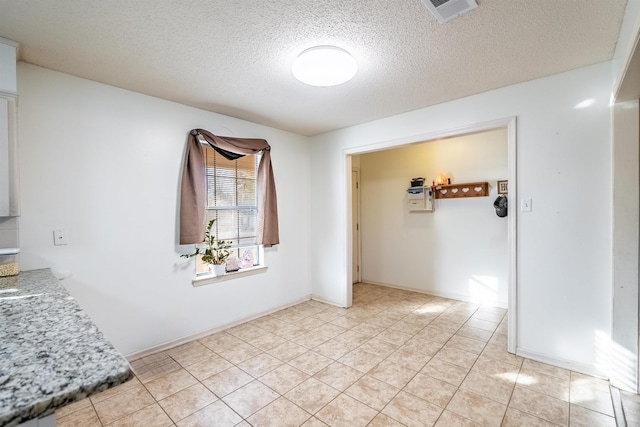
[191,245,266,286]
[192,264,268,287]
[190,142,265,284]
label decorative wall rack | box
[434,182,489,199]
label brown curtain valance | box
[179,129,279,247]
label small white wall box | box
[407,186,434,212]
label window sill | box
[191,265,268,287]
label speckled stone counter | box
[0,269,132,427]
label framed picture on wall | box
[497,180,508,194]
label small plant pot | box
[210,264,226,276]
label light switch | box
[521,198,532,212]
[53,229,69,246]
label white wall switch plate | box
[53,228,69,246]
[521,198,532,212]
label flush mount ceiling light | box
[292,46,357,87]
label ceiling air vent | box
[421,0,478,23]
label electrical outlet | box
[53,229,69,246]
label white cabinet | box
[0,38,18,93]
[0,38,19,217]
[0,93,19,216]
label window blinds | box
[204,145,260,248]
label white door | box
[352,169,361,283]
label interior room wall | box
[16,63,312,356]
[611,0,640,393]
[310,62,612,376]
[612,0,640,97]
[611,99,639,392]
[0,217,18,248]
[359,129,508,307]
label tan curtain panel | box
[179,129,279,247]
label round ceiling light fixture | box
[292,46,358,87]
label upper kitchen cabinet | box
[0,38,19,217]
[0,37,18,93]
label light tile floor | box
[55,283,617,426]
[620,388,640,425]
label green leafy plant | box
[181,219,231,265]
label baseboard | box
[126,294,313,361]
[310,294,347,308]
[516,348,609,379]
[361,279,508,309]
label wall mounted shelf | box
[434,181,489,199]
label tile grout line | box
[433,306,507,426]
[199,298,479,425]
[88,396,105,427]
[138,359,180,426]
[609,386,627,427]
[68,284,615,427]
[250,296,425,424]
[169,350,251,425]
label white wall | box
[0,217,18,248]
[310,62,612,376]
[613,0,640,99]
[17,63,312,356]
[611,100,639,392]
[611,0,640,393]
[359,129,508,307]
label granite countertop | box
[0,269,132,427]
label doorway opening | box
[345,117,517,353]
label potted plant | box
[181,219,231,276]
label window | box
[195,143,262,275]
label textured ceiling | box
[0,0,629,136]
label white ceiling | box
[0,0,629,136]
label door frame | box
[344,116,517,354]
[352,168,362,284]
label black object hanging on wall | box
[493,195,508,217]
